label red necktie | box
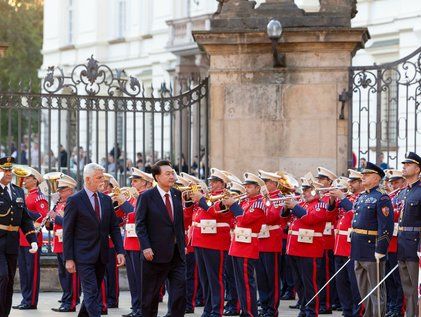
[165,193,173,222]
[93,192,100,220]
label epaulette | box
[35,191,48,203]
[251,200,265,211]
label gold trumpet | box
[109,186,133,210]
[315,186,348,193]
[44,172,63,193]
[179,184,205,203]
[206,191,248,204]
[12,165,32,187]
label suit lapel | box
[80,189,99,222]
[153,187,173,224]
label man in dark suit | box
[63,163,125,317]
[135,160,186,317]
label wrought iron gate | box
[349,47,421,169]
[0,56,210,186]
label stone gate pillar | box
[193,0,368,177]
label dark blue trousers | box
[280,242,295,298]
[334,256,362,317]
[125,250,142,315]
[105,247,119,307]
[17,246,40,307]
[57,253,80,310]
[195,247,226,317]
[186,252,203,311]
[256,252,281,317]
[289,255,319,317]
[224,255,240,313]
[317,249,340,310]
[232,256,258,317]
[77,259,106,317]
[0,252,18,317]
[385,252,404,315]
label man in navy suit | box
[63,163,125,317]
[135,160,186,317]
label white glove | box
[374,252,385,261]
[29,242,38,254]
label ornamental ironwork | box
[348,46,421,169]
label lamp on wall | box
[266,19,285,68]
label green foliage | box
[0,0,43,153]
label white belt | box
[192,221,230,228]
[268,225,280,230]
[289,230,323,237]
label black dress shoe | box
[223,310,240,316]
[12,304,23,309]
[288,303,300,309]
[122,312,136,317]
[185,308,194,314]
[108,304,119,308]
[318,308,332,314]
[280,293,295,300]
[51,306,76,312]
[331,304,342,311]
[18,304,37,310]
[160,313,171,317]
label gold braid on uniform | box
[0,207,11,218]
[377,232,390,244]
[25,230,36,236]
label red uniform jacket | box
[388,189,403,253]
[191,190,235,251]
[124,196,140,251]
[333,194,358,257]
[184,204,195,254]
[228,195,265,259]
[52,201,66,253]
[320,194,336,250]
[286,198,331,258]
[19,188,49,247]
[259,190,286,253]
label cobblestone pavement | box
[11,291,344,316]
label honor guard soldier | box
[256,170,290,317]
[14,167,49,310]
[316,166,341,314]
[0,157,38,317]
[345,162,393,317]
[384,169,406,317]
[398,152,421,317]
[284,175,331,317]
[102,173,123,311]
[190,168,233,317]
[220,172,266,317]
[122,167,154,317]
[49,174,80,312]
[328,173,363,317]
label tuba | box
[12,165,32,187]
[43,172,63,194]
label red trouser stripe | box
[218,251,225,315]
[243,259,253,317]
[71,273,77,309]
[115,254,119,303]
[312,258,319,317]
[325,251,331,310]
[192,263,199,309]
[31,251,39,306]
[101,280,107,311]
[273,253,279,316]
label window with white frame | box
[67,0,74,45]
[117,0,126,38]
